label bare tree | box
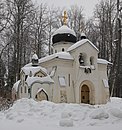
[67,5,85,40]
[94,0,116,60]
[30,3,49,58]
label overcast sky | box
[34,0,100,18]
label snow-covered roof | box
[26,75,54,87]
[21,66,47,76]
[25,52,73,66]
[81,33,86,37]
[67,39,99,52]
[13,80,20,92]
[32,54,38,60]
[39,52,74,63]
[53,25,76,36]
[37,88,47,94]
[97,59,112,65]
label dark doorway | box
[81,85,90,104]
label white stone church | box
[12,12,110,104]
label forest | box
[0,0,122,99]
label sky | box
[33,0,100,18]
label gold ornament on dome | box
[62,11,68,25]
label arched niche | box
[79,53,87,66]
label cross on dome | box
[62,11,68,25]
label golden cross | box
[62,11,68,25]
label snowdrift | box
[0,97,122,130]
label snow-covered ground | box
[0,97,122,130]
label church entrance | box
[81,85,90,104]
[36,90,48,101]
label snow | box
[89,108,109,119]
[39,52,74,63]
[81,32,86,37]
[37,88,47,94]
[26,75,54,87]
[0,97,122,130]
[32,54,38,60]
[97,59,112,65]
[67,39,99,52]
[53,25,76,36]
[59,119,73,127]
[13,80,20,92]
[21,66,47,76]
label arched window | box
[55,50,57,53]
[79,53,84,65]
[90,56,94,65]
[36,89,48,101]
[21,87,22,93]
[62,48,65,52]
[25,86,26,93]
[79,53,87,66]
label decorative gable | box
[34,70,47,77]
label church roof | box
[25,52,73,66]
[39,52,74,63]
[53,25,76,36]
[26,75,54,87]
[52,25,76,44]
[97,59,112,65]
[21,66,47,76]
[37,88,47,94]
[67,39,99,52]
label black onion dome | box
[81,33,87,40]
[52,25,76,44]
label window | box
[25,75,28,81]
[62,48,65,52]
[59,76,66,87]
[68,74,70,87]
[79,53,84,65]
[55,50,57,53]
[90,56,94,65]
[29,71,32,77]
[102,79,109,88]
[79,53,87,66]
[21,87,23,93]
[25,86,26,93]
[28,88,30,94]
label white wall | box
[53,42,73,53]
[68,41,109,104]
[40,40,109,104]
[18,83,28,99]
[31,83,52,101]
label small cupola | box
[81,33,87,40]
[32,53,39,67]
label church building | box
[12,11,110,104]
